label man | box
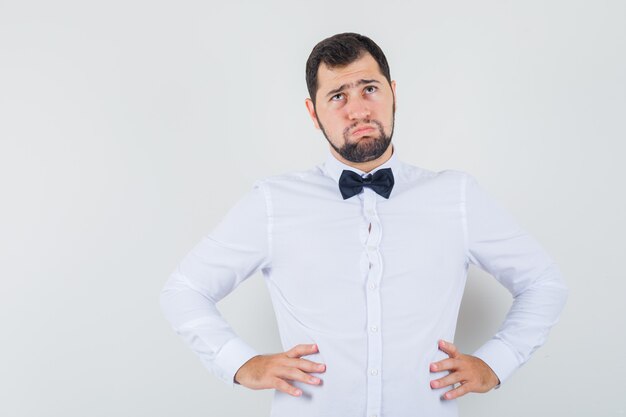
[160,32,568,417]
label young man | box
[160,32,568,417]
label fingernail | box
[295,389,302,395]
[318,364,325,370]
[310,377,319,383]
[431,363,437,370]
[312,344,317,349]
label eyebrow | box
[325,79,381,98]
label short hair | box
[305,32,392,107]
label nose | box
[346,96,370,120]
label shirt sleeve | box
[159,180,271,388]
[462,172,568,388]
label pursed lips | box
[352,126,375,135]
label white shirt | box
[159,143,568,417]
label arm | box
[463,172,569,387]
[159,180,271,388]
[430,172,569,399]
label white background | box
[1,0,624,416]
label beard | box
[317,103,395,164]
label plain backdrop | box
[1,0,624,416]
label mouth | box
[352,126,375,136]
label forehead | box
[316,53,383,93]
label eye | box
[364,85,378,94]
[330,93,344,101]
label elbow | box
[551,263,569,305]
[546,264,569,315]
[517,262,570,314]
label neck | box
[330,143,394,174]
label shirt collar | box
[322,142,400,185]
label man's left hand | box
[429,339,500,400]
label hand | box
[429,339,500,400]
[234,343,326,397]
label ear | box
[391,80,397,111]
[304,98,320,130]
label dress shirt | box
[159,142,568,417]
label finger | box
[430,357,459,372]
[278,366,322,386]
[430,371,464,390]
[285,343,318,358]
[292,358,326,373]
[272,377,303,397]
[442,382,471,400]
[438,339,460,358]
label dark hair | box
[305,32,392,107]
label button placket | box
[362,188,383,417]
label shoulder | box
[398,160,473,186]
[253,165,327,189]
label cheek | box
[321,115,344,134]
[370,99,392,116]
[381,106,395,126]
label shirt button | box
[367,245,376,251]
[368,282,377,290]
[370,369,378,375]
[370,326,378,332]
[365,208,374,216]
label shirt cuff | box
[213,337,260,389]
[472,338,521,389]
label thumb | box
[438,339,460,358]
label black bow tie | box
[338,168,395,200]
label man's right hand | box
[233,343,326,397]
